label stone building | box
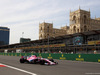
[39,8,100,39]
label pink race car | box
[20,55,58,65]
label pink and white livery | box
[20,55,58,65]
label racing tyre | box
[20,58,25,63]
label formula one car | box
[20,55,58,65]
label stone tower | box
[39,8,100,40]
[39,22,53,39]
[69,8,91,34]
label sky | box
[0,0,100,44]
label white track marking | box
[77,61,100,64]
[85,73,100,74]
[0,63,37,75]
[67,60,100,64]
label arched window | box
[81,29,83,32]
[47,26,49,29]
[40,27,42,32]
[73,26,76,33]
[47,26,49,32]
[41,34,42,38]
[47,34,49,36]
[41,27,42,30]
[84,15,87,24]
[73,16,76,23]
[77,29,79,33]
[40,34,42,39]
[84,26,87,31]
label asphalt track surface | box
[0,55,100,75]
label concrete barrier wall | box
[0,53,100,63]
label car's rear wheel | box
[20,58,25,63]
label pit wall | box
[0,53,100,63]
